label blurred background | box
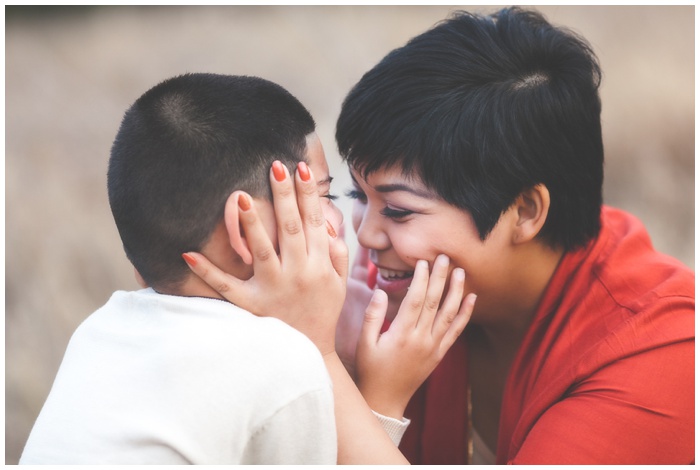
[5,5,694,464]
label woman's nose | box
[354,205,390,251]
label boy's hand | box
[355,254,475,419]
[183,161,348,356]
[335,246,373,379]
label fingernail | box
[454,267,465,281]
[467,293,477,304]
[182,253,197,267]
[298,161,311,182]
[326,220,337,238]
[437,254,449,266]
[238,194,251,211]
[272,161,286,182]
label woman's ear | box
[512,184,550,244]
[224,191,253,265]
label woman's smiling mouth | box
[375,266,415,293]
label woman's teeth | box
[378,268,414,280]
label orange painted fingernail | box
[326,220,337,238]
[298,161,311,182]
[272,161,286,182]
[238,194,251,211]
[182,253,197,267]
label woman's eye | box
[380,207,414,220]
[322,193,339,201]
[345,189,367,203]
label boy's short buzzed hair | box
[336,7,604,251]
[108,73,315,290]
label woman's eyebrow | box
[374,183,436,199]
[349,171,436,199]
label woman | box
[190,6,694,465]
[332,6,694,464]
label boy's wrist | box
[358,385,409,421]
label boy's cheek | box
[254,201,281,251]
[322,203,344,237]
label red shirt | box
[374,206,694,464]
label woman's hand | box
[355,254,476,419]
[183,161,348,356]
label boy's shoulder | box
[65,287,330,406]
[77,288,327,377]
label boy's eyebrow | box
[317,176,333,187]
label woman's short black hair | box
[108,73,315,290]
[336,7,603,250]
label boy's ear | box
[224,192,253,265]
[512,184,550,244]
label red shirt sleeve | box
[511,339,695,464]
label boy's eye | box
[380,207,414,220]
[345,189,367,203]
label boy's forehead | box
[305,132,329,175]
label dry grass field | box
[5,5,694,464]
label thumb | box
[182,251,248,306]
[328,232,349,282]
[359,289,388,348]
[351,245,371,281]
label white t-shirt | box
[20,288,337,464]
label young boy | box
[21,72,474,465]
[19,73,343,464]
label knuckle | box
[300,181,317,196]
[283,219,302,236]
[276,184,295,199]
[215,282,230,294]
[442,311,456,325]
[305,211,325,228]
[407,297,424,312]
[424,297,440,312]
[363,310,380,323]
[254,246,274,262]
[293,273,313,291]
